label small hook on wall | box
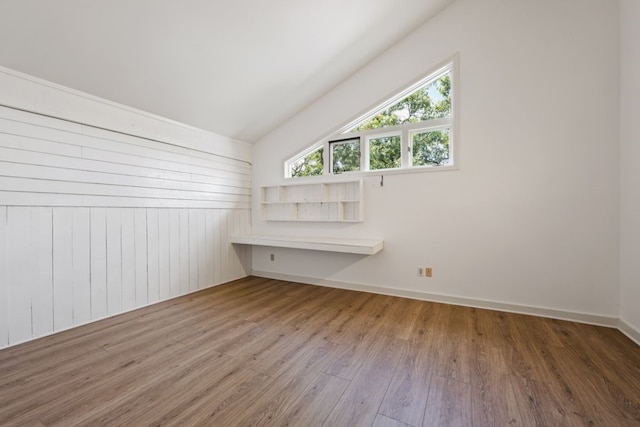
[380,175,384,187]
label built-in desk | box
[230,235,383,255]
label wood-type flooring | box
[1,276,639,426]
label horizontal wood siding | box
[0,104,252,349]
[0,106,251,208]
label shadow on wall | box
[232,242,252,276]
[252,246,370,281]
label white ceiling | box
[0,0,454,143]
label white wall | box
[252,0,620,322]
[0,68,252,349]
[619,0,640,341]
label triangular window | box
[286,60,455,177]
[347,69,451,132]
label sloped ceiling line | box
[0,0,455,143]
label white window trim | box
[365,131,402,171]
[284,143,323,178]
[328,136,361,175]
[408,124,453,168]
[332,119,454,173]
[335,62,454,135]
[285,55,458,179]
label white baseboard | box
[252,270,620,329]
[619,319,640,346]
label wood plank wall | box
[0,104,252,349]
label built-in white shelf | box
[230,235,383,255]
[260,180,363,222]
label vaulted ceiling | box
[0,0,454,143]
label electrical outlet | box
[270,253,275,261]
[417,267,424,277]
[425,267,432,277]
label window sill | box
[285,164,458,183]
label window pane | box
[369,135,401,170]
[412,128,451,167]
[350,71,452,132]
[331,138,360,173]
[290,146,323,177]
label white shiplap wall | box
[0,77,252,349]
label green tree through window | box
[351,74,451,132]
[331,138,360,174]
[286,63,455,177]
[369,135,401,170]
[290,147,323,177]
[412,129,450,166]
[351,72,451,169]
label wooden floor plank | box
[76,351,239,426]
[323,334,407,427]
[378,341,433,427]
[226,357,327,426]
[155,368,271,426]
[0,276,638,427]
[508,374,584,426]
[422,376,473,427]
[269,372,349,427]
[469,344,523,427]
[372,414,414,427]
[43,347,229,426]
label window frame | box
[365,131,403,172]
[286,143,325,178]
[408,124,454,168]
[285,57,458,179]
[329,136,362,174]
